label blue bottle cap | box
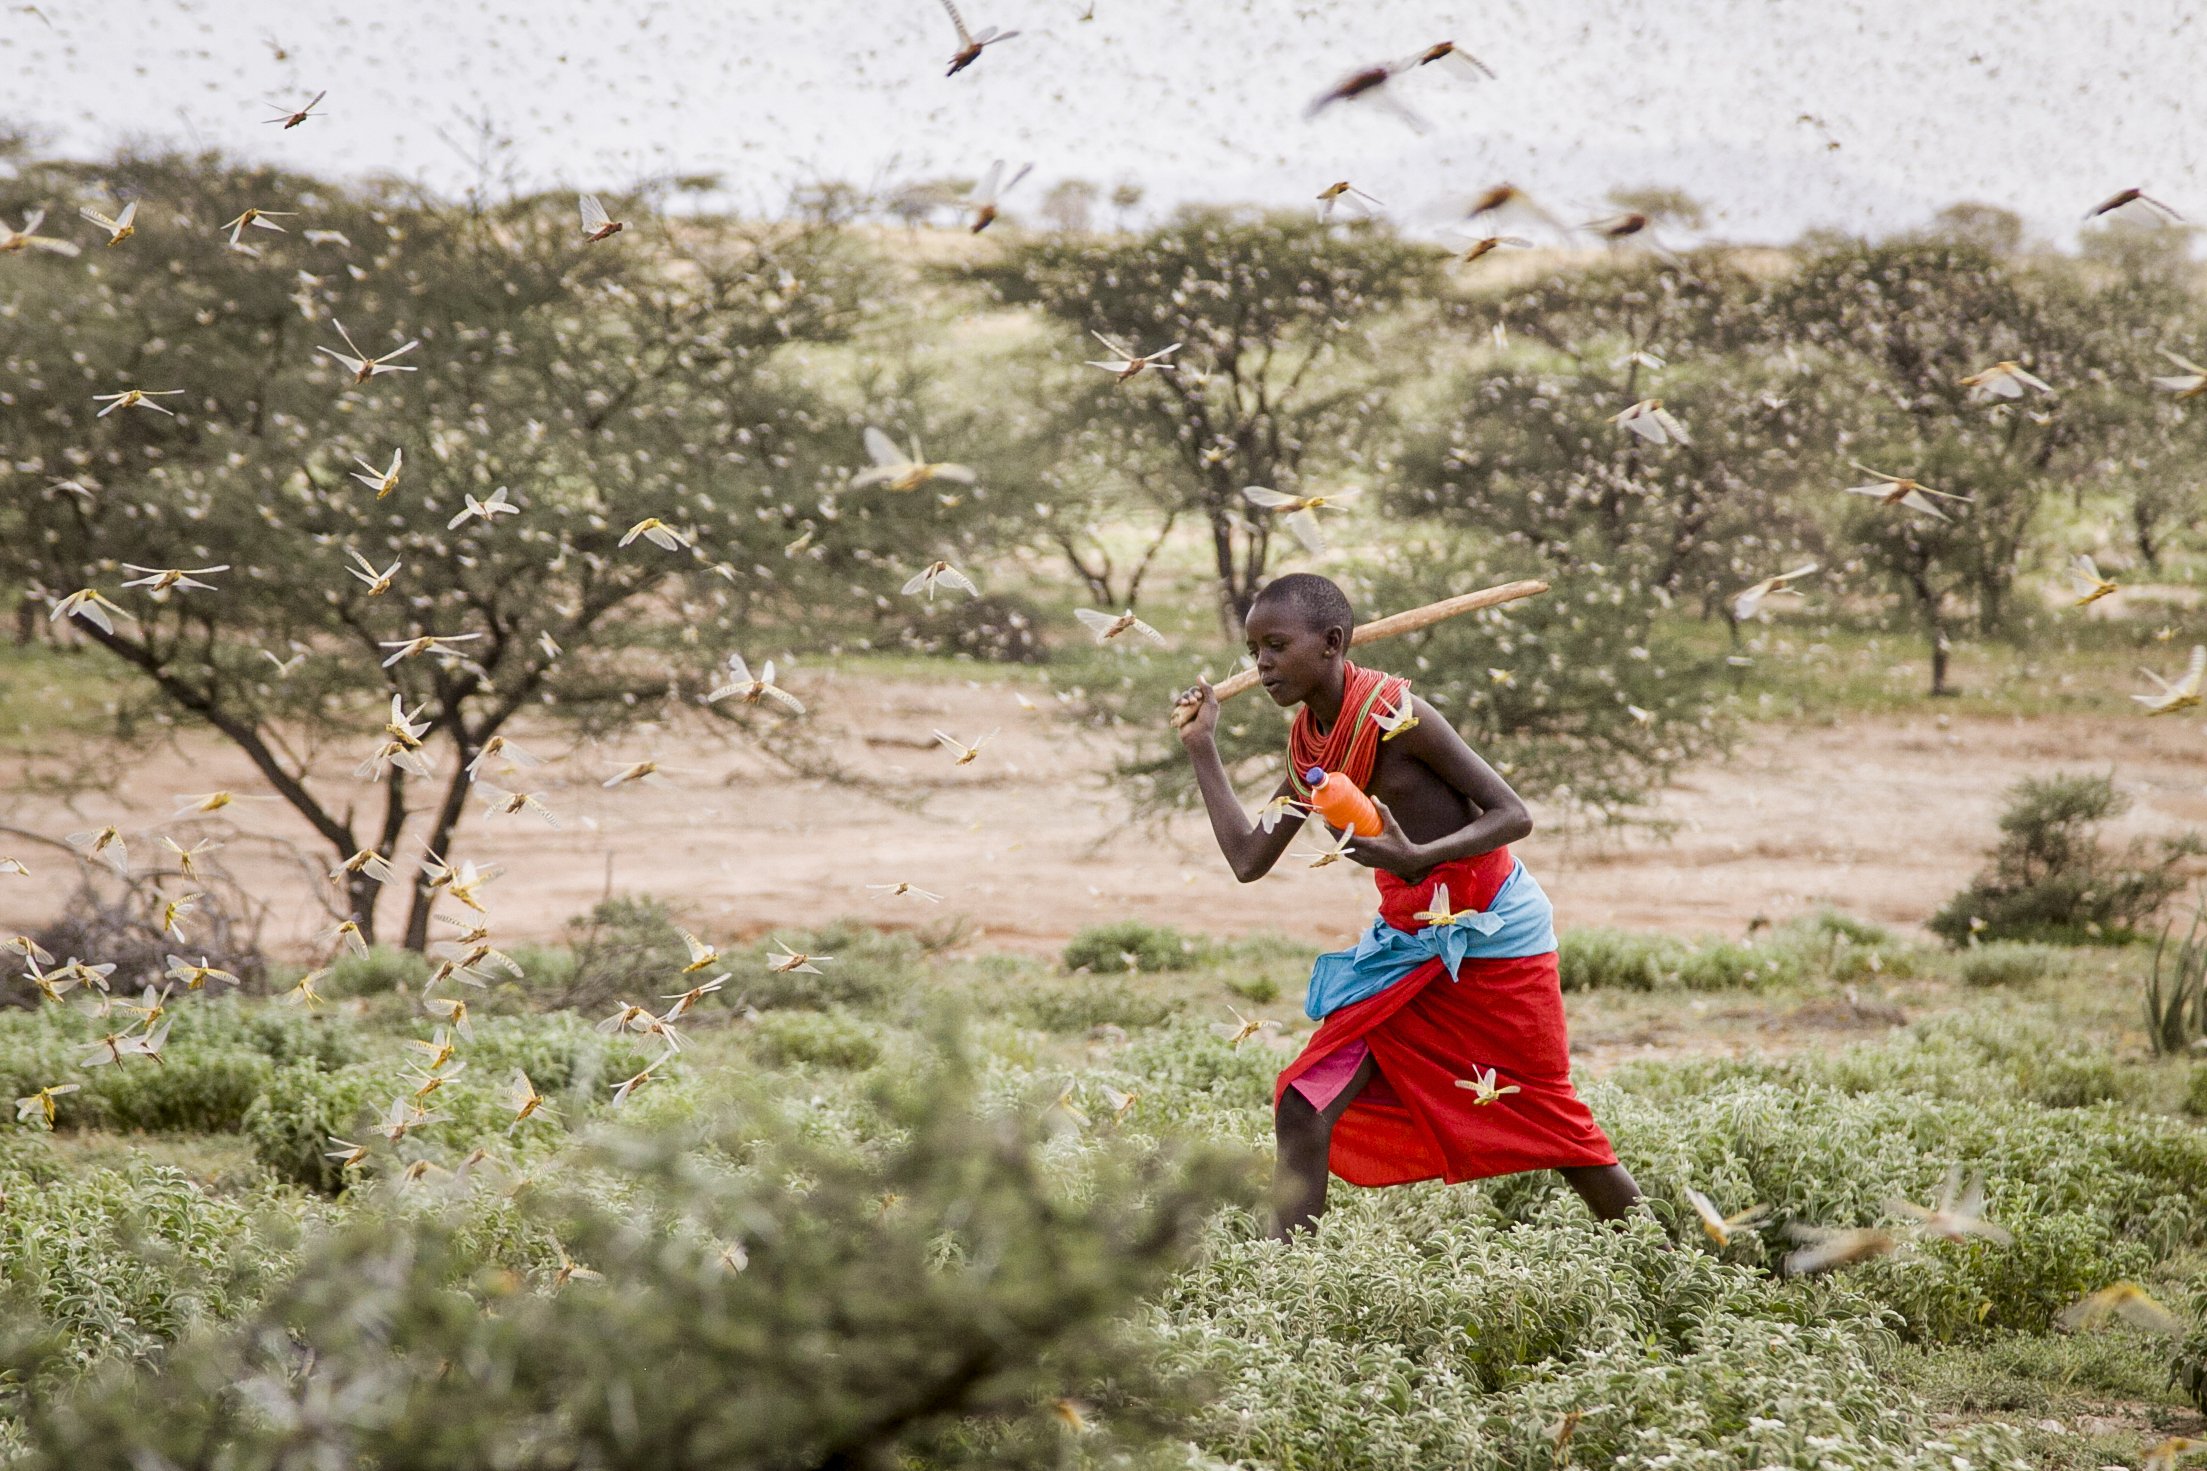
[1304,766,1327,786]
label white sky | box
[4,0,2203,243]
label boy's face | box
[1245,601,1345,708]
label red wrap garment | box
[1274,662,1617,1188]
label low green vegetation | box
[0,903,2198,1468]
[1559,911,1919,992]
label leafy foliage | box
[0,1000,357,1135]
[3,1055,1255,1471]
[0,1145,297,1371]
[1159,1199,2032,1470]
[545,895,693,1011]
[1558,925,1805,992]
[1063,920,1202,974]
[747,1007,886,1070]
[1013,977,1182,1035]
[0,923,2196,1465]
[1953,942,2070,988]
[2178,1287,2207,1414]
[723,920,915,1013]
[0,152,874,948]
[2142,908,2207,1056]
[1930,773,2197,944]
[976,208,1436,628]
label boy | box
[1172,573,1641,1237]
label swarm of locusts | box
[4,9,2206,1405]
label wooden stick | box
[1173,578,1550,723]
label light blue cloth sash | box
[1303,861,1559,1020]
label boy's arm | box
[1358,694,1533,870]
[1174,677,1303,883]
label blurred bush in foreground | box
[1,1049,1255,1471]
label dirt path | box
[5,671,2204,958]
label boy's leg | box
[1270,1051,1378,1239]
[1560,1162,1644,1222]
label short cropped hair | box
[1251,572,1355,643]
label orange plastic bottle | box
[1304,766,1382,837]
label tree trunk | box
[1208,497,1243,640]
[1977,577,2006,639]
[1050,529,1114,605]
[339,767,414,949]
[403,761,477,951]
[1905,562,1955,698]
[69,624,378,937]
[1234,515,1271,627]
[2133,500,2162,571]
[344,869,385,947]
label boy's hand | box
[1172,677,1219,746]
[1346,799,1426,874]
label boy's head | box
[1245,573,1354,708]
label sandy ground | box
[5,668,2206,959]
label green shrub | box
[173,998,364,1071]
[1558,928,1802,991]
[749,1009,885,1071]
[241,1057,520,1193]
[464,1013,654,1100]
[1012,976,1181,1033]
[0,1003,361,1135]
[1673,937,1803,990]
[1631,1011,2142,1116]
[2186,1063,2207,1118]
[2177,1282,2207,1414]
[1063,920,1201,974]
[1954,942,2068,988]
[319,946,431,998]
[1224,974,1280,1004]
[1811,910,1900,948]
[1115,1024,1281,1143]
[2021,1052,2124,1109]
[90,1050,273,1134]
[2143,913,2207,1057]
[1,1055,1250,1471]
[0,1010,102,1127]
[1574,1058,2207,1339]
[0,1153,294,1368]
[1557,927,1670,990]
[1897,1325,2182,1407]
[1157,1194,2029,1470]
[731,922,912,1013]
[501,944,576,1000]
[1929,772,2197,946]
[547,895,692,1011]
[240,1062,387,1193]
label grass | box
[0,909,2201,1466]
[1674,609,2195,720]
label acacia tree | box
[1406,253,1831,617]
[1771,236,2157,693]
[1371,254,1818,817]
[973,208,1435,634]
[2073,221,2207,568]
[0,150,870,948]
